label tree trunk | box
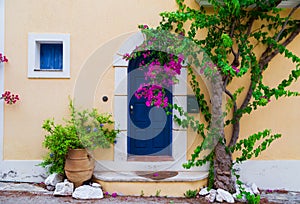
[213,142,235,192]
[210,71,235,193]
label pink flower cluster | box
[135,53,183,108]
[0,55,19,105]
[135,84,169,108]
[145,54,183,86]
[123,30,185,109]
[1,91,19,104]
[0,53,8,63]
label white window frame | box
[28,33,70,78]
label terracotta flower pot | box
[64,149,95,187]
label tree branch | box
[243,3,300,108]
[238,22,300,123]
[263,23,300,65]
[224,82,237,114]
[224,87,240,147]
[275,3,300,42]
[229,6,300,147]
[236,16,256,111]
[229,118,240,147]
[254,0,283,12]
[229,18,240,67]
[224,90,236,111]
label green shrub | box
[39,100,119,174]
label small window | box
[28,33,70,78]
[40,43,63,70]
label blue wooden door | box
[128,53,172,156]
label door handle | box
[130,105,134,114]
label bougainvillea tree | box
[125,0,300,193]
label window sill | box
[34,69,63,72]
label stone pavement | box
[0,182,50,193]
[260,191,300,204]
[0,181,300,203]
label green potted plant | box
[40,100,119,186]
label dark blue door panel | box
[127,52,172,156]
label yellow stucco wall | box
[3,0,178,160]
[3,0,300,162]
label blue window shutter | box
[40,44,63,70]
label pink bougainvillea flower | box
[232,65,240,74]
[145,101,151,107]
[153,173,159,177]
[124,50,183,109]
[111,192,117,197]
[3,56,8,62]
[0,91,20,105]
[266,189,273,193]
[122,53,131,60]
[0,53,8,63]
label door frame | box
[112,32,190,171]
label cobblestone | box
[0,182,49,193]
[0,182,299,203]
[261,191,300,204]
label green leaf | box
[221,33,233,48]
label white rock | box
[205,194,215,203]
[91,183,101,188]
[53,180,74,196]
[233,185,247,202]
[233,192,247,202]
[205,189,216,202]
[72,185,104,199]
[235,183,240,193]
[46,185,55,191]
[217,188,235,203]
[251,183,260,195]
[209,189,217,194]
[45,173,64,186]
[244,185,254,194]
[216,193,224,202]
[199,187,209,196]
[235,187,240,195]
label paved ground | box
[260,191,300,204]
[0,182,300,203]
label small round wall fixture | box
[102,96,108,102]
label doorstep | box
[93,171,208,197]
[94,171,208,182]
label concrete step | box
[93,171,208,197]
